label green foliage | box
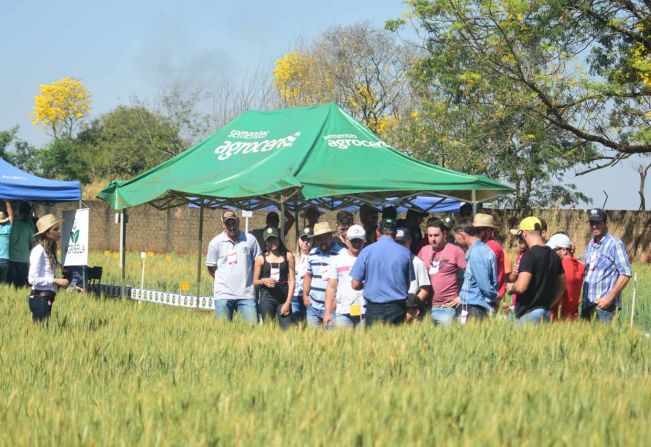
[79,105,184,178]
[39,137,91,183]
[0,126,40,173]
[0,253,650,445]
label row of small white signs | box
[130,288,215,311]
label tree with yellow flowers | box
[32,77,91,139]
[273,23,411,139]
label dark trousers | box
[28,294,55,322]
[9,261,29,287]
[259,285,293,330]
[364,300,406,327]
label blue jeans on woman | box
[430,306,456,326]
[291,294,306,323]
[214,299,258,323]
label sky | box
[0,0,646,210]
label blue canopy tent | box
[0,158,81,201]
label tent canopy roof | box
[0,158,81,202]
[98,103,511,210]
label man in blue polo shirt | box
[350,218,414,326]
[303,221,345,327]
[581,208,632,322]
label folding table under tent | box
[0,158,81,201]
[97,102,512,299]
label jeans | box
[0,258,8,283]
[364,300,406,327]
[516,308,550,324]
[259,291,293,330]
[580,301,617,322]
[430,306,457,326]
[335,313,362,328]
[456,304,492,321]
[214,299,258,323]
[306,305,325,327]
[28,294,54,322]
[291,295,306,323]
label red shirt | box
[486,239,506,298]
[551,257,585,320]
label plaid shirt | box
[582,232,632,306]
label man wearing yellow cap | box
[506,217,565,323]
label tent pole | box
[196,204,204,308]
[119,209,126,298]
[472,190,477,216]
[280,194,286,244]
[294,197,300,243]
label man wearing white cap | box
[323,225,367,328]
[303,222,345,327]
[547,232,585,320]
[206,209,261,323]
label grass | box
[1,254,650,445]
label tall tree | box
[391,0,651,168]
[273,23,413,136]
[32,77,91,139]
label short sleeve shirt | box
[418,243,466,306]
[409,255,431,295]
[0,222,13,260]
[515,245,564,318]
[206,231,260,300]
[323,250,365,315]
[582,232,632,306]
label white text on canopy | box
[323,134,390,150]
[214,130,301,161]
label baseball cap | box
[509,216,542,236]
[299,227,313,239]
[346,224,366,241]
[263,227,280,241]
[442,216,455,231]
[379,218,397,232]
[222,209,238,222]
[587,208,607,222]
[547,233,572,250]
[395,227,410,242]
[381,205,397,220]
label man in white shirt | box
[323,225,367,328]
[396,227,431,321]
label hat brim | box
[313,230,335,237]
[348,236,365,241]
[588,218,605,223]
[509,229,522,236]
[0,217,9,224]
[34,222,59,236]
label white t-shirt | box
[323,250,365,315]
[409,255,431,295]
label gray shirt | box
[206,231,260,300]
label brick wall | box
[36,201,651,259]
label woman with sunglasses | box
[28,214,69,322]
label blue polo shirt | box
[306,242,344,311]
[350,236,415,303]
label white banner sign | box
[61,208,89,266]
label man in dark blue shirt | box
[350,218,415,326]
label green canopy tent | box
[97,103,512,299]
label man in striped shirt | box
[303,222,345,327]
[581,208,632,322]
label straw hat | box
[313,222,335,237]
[0,212,9,224]
[472,213,497,229]
[34,214,59,236]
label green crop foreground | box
[1,256,650,446]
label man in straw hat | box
[303,221,345,327]
[473,213,506,302]
[350,218,415,326]
[206,209,261,323]
[506,216,565,324]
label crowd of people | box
[204,204,633,328]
